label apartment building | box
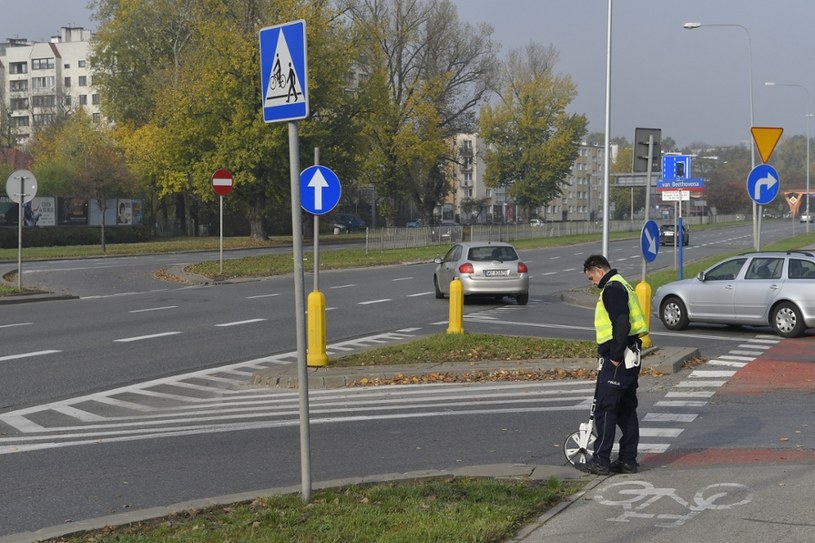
[0,26,100,144]
[450,135,613,224]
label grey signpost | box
[5,169,38,289]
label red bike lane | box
[651,334,815,467]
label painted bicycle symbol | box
[594,480,753,528]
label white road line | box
[643,413,698,423]
[130,306,178,313]
[676,380,727,387]
[729,350,764,356]
[0,322,32,329]
[246,293,280,299]
[689,370,737,378]
[707,359,748,368]
[716,355,755,362]
[392,277,413,282]
[215,319,266,327]
[640,428,684,438]
[358,299,392,305]
[114,332,181,343]
[408,291,433,297]
[0,350,61,362]
[637,444,671,453]
[665,391,715,398]
[330,284,356,289]
[738,343,770,350]
[655,400,708,407]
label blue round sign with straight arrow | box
[641,220,660,263]
[300,165,341,215]
[746,164,780,205]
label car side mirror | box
[696,271,706,281]
[434,257,442,264]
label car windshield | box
[468,246,518,262]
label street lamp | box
[765,81,811,234]
[684,22,759,249]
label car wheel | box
[661,296,689,331]
[434,276,445,299]
[771,301,806,338]
[516,292,529,306]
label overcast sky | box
[4,0,815,148]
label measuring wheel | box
[563,424,596,466]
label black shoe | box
[579,458,610,475]
[610,459,639,474]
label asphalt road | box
[0,220,810,537]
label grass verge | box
[45,477,582,543]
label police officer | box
[581,255,648,475]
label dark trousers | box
[593,358,639,465]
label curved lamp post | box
[684,22,758,248]
[765,81,811,234]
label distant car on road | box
[801,214,813,223]
[406,219,423,228]
[431,220,463,242]
[433,242,529,305]
[653,250,815,338]
[529,218,544,228]
[332,213,367,233]
[659,223,689,246]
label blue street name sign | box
[259,20,309,123]
[655,178,705,191]
[641,220,660,263]
[746,164,780,205]
[300,166,341,215]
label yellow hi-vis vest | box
[594,275,648,344]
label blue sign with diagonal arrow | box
[641,220,660,263]
[746,164,780,205]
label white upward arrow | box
[645,229,657,254]
[754,171,778,200]
[308,169,329,210]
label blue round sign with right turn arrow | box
[746,164,780,205]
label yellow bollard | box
[447,278,464,334]
[307,290,329,367]
[635,280,653,348]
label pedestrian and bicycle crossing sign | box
[259,20,309,123]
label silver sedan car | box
[653,251,815,338]
[434,242,529,305]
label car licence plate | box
[484,269,509,277]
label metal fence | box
[358,214,744,252]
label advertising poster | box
[27,197,56,226]
[58,196,89,225]
[116,199,133,224]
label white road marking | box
[0,322,32,329]
[330,284,356,289]
[392,277,413,281]
[215,319,266,327]
[358,299,392,305]
[246,293,281,299]
[130,306,178,313]
[643,413,697,423]
[114,332,182,343]
[408,291,433,297]
[0,350,61,362]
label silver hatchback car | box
[434,242,529,305]
[653,251,815,338]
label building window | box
[32,95,57,108]
[78,76,87,86]
[31,76,56,90]
[92,94,100,105]
[65,96,72,106]
[33,113,56,126]
[10,97,29,110]
[10,80,28,92]
[464,188,472,198]
[78,60,86,68]
[92,113,101,123]
[64,77,71,87]
[79,95,88,105]
[10,62,28,74]
[32,58,55,70]
[64,63,70,69]
[13,116,30,127]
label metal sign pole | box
[17,176,23,289]
[288,121,312,502]
[313,147,319,292]
[641,135,654,283]
[219,195,224,275]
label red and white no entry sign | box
[211,169,233,196]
